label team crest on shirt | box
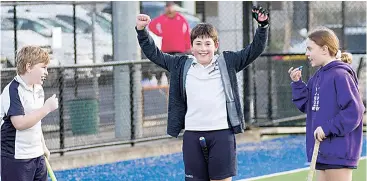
[208,60,219,75]
[36,89,44,99]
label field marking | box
[239,156,366,181]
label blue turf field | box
[53,135,366,181]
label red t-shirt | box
[148,13,191,53]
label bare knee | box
[325,169,353,181]
[316,170,327,181]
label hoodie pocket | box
[319,135,353,159]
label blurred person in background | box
[148,1,191,55]
[147,1,192,84]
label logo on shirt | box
[185,174,193,178]
[312,87,320,111]
[156,23,162,34]
[36,89,44,99]
[208,60,219,75]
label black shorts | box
[316,162,357,170]
[1,155,47,181]
[182,129,237,181]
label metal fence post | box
[12,5,17,63]
[73,3,78,98]
[305,1,311,80]
[112,1,141,143]
[267,56,273,121]
[341,1,345,50]
[91,3,99,100]
[58,67,65,156]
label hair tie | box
[336,50,342,59]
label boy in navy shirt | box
[1,46,59,181]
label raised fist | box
[136,14,151,30]
[44,94,58,113]
[252,6,269,27]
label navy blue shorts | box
[316,163,357,170]
[183,129,237,181]
[1,155,47,181]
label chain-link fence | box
[1,61,172,153]
[2,54,365,153]
[1,1,114,69]
[251,1,367,54]
[1,1,366,154]
[208,1,366,127]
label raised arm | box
[230,6,269,72]
[136,14,180,71]
[289,66,309,113]
[11,94,58,131]
[230,27,268,72]
[291,80,309,113]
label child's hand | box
[314,126,326,142]
[44,146,50,159]
[136,14,151,30]
[288,67,302,82]
[44,94,58,113]
[252,6,269,27]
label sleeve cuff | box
[321,121,332,137]
[291,79,304,87]
[135,26,148,34]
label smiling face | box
[16,46,50,85]
[191,36,218,66]
[190,23,219,66]
[27,62,49,85]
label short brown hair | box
[16,46,50,75]
[190,23,218,45]
[308,27,352,64]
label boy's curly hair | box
[16,46,50,75]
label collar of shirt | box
[15,75,34,92]
[190,54,219,69]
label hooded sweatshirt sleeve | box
[136,27,180,71]
[291,79,310,113]
[321,71,365,137]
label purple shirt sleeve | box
[291,79,309,113]
[321,72,365,136]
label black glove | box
[252,6,269,27]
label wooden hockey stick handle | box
[307,140,320,181]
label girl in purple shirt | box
[289,27,365,181]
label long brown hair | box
[308,27,352,64]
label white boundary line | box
[239,156,367,181]
[238,167,309,181]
